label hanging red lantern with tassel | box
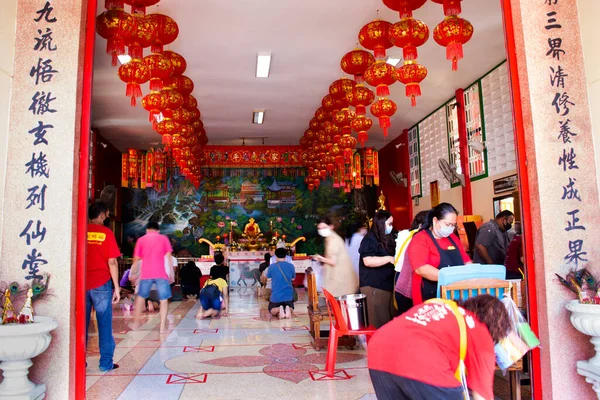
[161,86,184,110]
[321,94,336,113]
[155,119,180,144]
[338,134,358,165]
[370,98,397,137]
[187,108,201,122]
[125,13,154,60]
[146,14,179,53]
[182,94,198,110]
[389,17,430,61]
[168,107,191,125]
[143,53,173,92]
[382,0,427,18]
[168,75,194,96]
[96,10,135,67]
[363,60,398,97]
[346,85,375,116]
[141,91,166,126]
[329,78,356,101]
[192,119,204,134]
[358,20,393,60]
[397,60,428,106]
[171,134,186,150]
[309,118,321,131]
[124,0,160,16]
[333,108,356,135]
[340,49,375,83]
[315,107,331,124]
[161,51,187,76]
[431,0,462,16]
[118,59,150,106]
[199,131,209,146]
[305,129,317,142]
[351,115,373,147]
[433,15,473,71]
[178,124,194,139]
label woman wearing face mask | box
[358,210,397,329]
[408,203,472,305]
[314,217,359,297]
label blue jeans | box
[86,280,115,371]
[137,278,172,300]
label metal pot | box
[336,293,369,330]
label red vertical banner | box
[353,152,362,189]
[146,149,154,187]
[373,149,380,186]
[140,151,147,189]
[128,149,139,188]
[455,88,473,215]
[121,153,129,187]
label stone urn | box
[0,316,58,400]
[566,300,600,399]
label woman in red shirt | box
[408,203,471,304]
[368,295,512,400]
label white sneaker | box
[279,305,285,318]
[285,306,292,319]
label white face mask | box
[436,222,454,238]
[318,228,332,237]
[385,225,393,235]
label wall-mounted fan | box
[438,158,465,187]
[389,170,407,187]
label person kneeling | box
[265,248,296,319]
[197,276,228,319]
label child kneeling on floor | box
[264,247,296,319]
[196,273,229,319]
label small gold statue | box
[2,289,16,324]
[378,191,386,211]
[243,218,263,239]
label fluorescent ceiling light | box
[117,54,132,65]
[256,53,271,78]
[253,110,265,124]
[386,57,401,66]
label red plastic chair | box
[322,288,376,377]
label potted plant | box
[0,276,57,399]
[560,268,600,398]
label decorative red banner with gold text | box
[202,146,303,168]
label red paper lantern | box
[340,49,375,83]
[370,98,397,137]
[351,115,373,147]
[141,92,166,124]
[147,14,179,53]
[329,78,356,101]
[333,108,356,136]
[155,118,180,138]
[171,134,186,149]
[161,87,184,110]
[358,20,393,60]
[187,108,201,122]
[382,0,427,18]
[168,75,194,96]
[346,85,375,116]
[192,119,204,134]
[397,60,428,106]
[143,53,173,92]
[179,124,194,139]
[96,10,135,67]
[363,60,398,97]
[321,94,336,113]
[431,0,462,16]
[333,96,350,113]
[124,0,160,16]
[324,120,342,140]
[309,118,321,131]
[125,14,153,60]
[168,107,191,125]
[338,134,358,164]
[315,107,331,123]
[433,15,474,71]
[389,17,430,61]
[182,94,198,110]
[187,135,198,147]
[118,59,150,106]
[161,51,187,76]
[199,131,209,146]
[299,136,309,149]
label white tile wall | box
[481,62,517,176]
[418,107,450,196]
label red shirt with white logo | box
[86,223,121,290]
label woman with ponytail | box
[407,203,471,305]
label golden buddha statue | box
[378,191,386,211]
[243,217,263,239]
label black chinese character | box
[557,119,578,144]
[564,239,588,267]
[25,184,47,211]
[552,92,575,116]
[21,249,47,280]
[29,91,57,115]
[562,177,581,201]
[25,152,50,178]
[33,28,57,52]
[545,11,562,30]
[558,148,579,171]
[29,58,58,85]
[19,220,47,246]
[34,2,57,23]
[27,121,52,146]
[565,209,585,231]
[546,38,566,60]
[550,66,567,88]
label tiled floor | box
[86,288,531,400]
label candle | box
[282,235,286,240]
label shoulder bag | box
[276,262,298,302]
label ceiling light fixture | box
[256,53,272,78]
[252,110,265,124]
[117,54,132,65]
[386,57,401,66]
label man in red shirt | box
[86,202,121,372]
[368,295,511,400]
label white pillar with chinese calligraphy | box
[0,0,86,398]
[508,0,600,398]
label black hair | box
[317,216,332,226]
[411,210,429,230]
[214,254,225,265]
[275,247,287,259]
[89,202,109,220]
[146,221,160,230]
[496,210,514,220]
[420,202,459,231]
[264,253,271,262]
[371,210,393,251]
